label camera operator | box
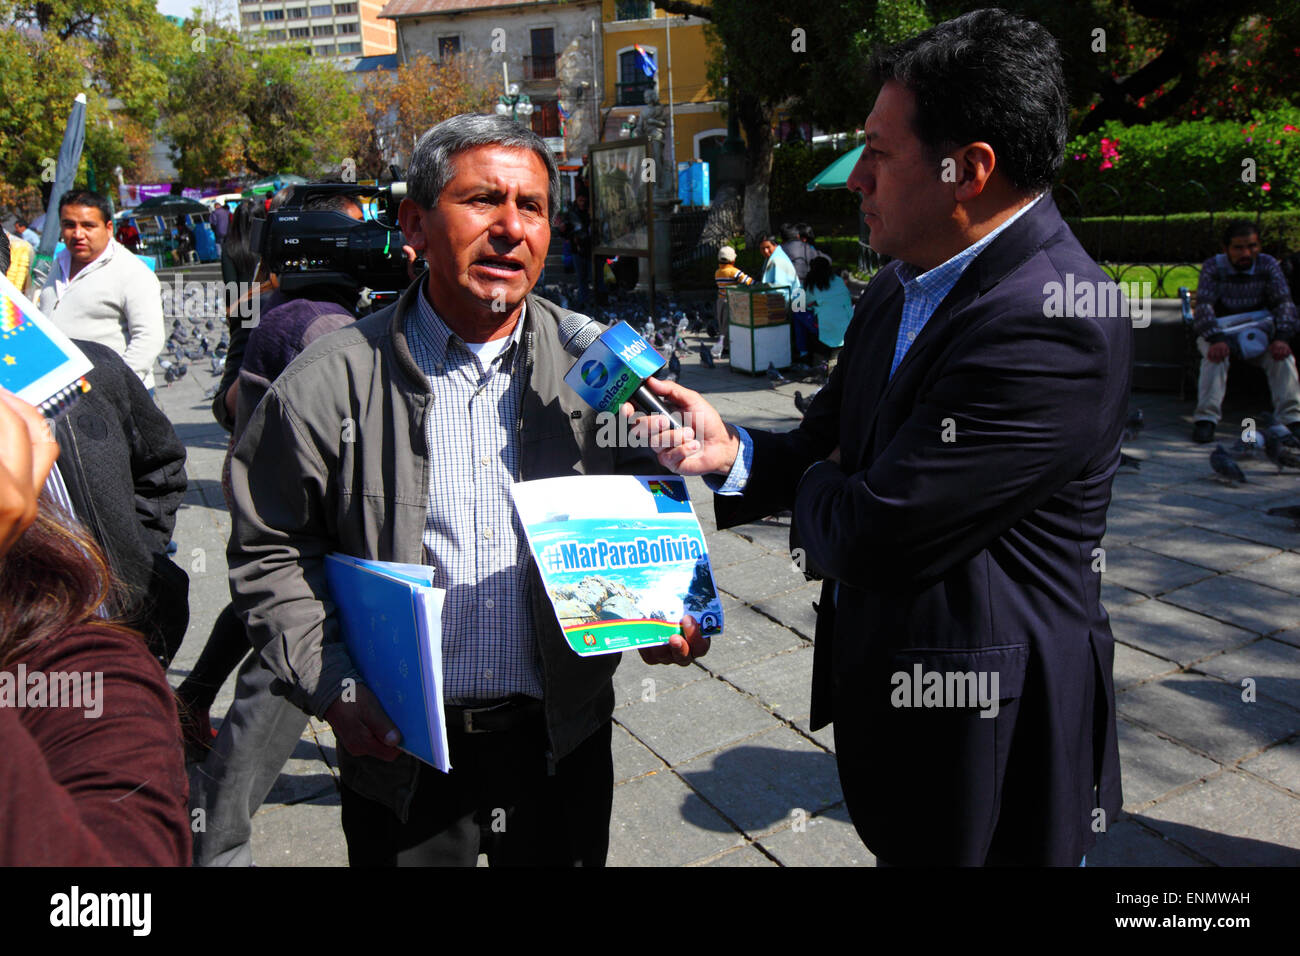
[188,186,376,867]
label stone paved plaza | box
[159,274,1300,866]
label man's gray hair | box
[407,113,560,216]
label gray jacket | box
[228,279,658,819]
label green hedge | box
[1059,109,1300,214]
[1063,210,1300,263]
[769,140,862,234]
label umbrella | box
[134,195,210,216]
[806,144,864,192]
[242,173,307,198]
[36,93,87,261]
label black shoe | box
[1289,421,1300,443]
[1192,420,1216,444]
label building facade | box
[599,0,727,173]
[379,0,604,162]
[238,0,396,58]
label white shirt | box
[38,237,164,390]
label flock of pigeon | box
[1121,407,1300,527]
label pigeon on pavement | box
[698,345,715,369]
[1210,444,1247,483]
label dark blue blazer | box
[716,194,1129,865]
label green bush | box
[1063,209,1300,263]
[1059,109,1300,214]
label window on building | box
[617,49,656,106]
[337,21,357,34]
[312,24,333,35]
[242,12,260,24]
[264,28,286,40]
[526,28,555,81]
[337,41,361,53]
[287,6,306,18]
[334,2,357,12]
[289,26,310,37]
[314,43,335,54]
[615,0,654,21]
[310,3,332,15]
[438,35,461,58]
[263,8,285,20]
[531,100,560,138]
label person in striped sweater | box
[712,245,753,358]
[1190,221,1300,444]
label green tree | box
[933,0,1300,132]
[0,1,184,209]
[658,0,930,239]
[162,24,363,184]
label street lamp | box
[495,81,534,124]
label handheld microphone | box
[557,312,676,420]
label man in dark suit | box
[633,9,1129,865]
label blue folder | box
[324,554,450,772]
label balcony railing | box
[616,79,655,106]
[523,54,556,81]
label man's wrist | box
[718,424,740,476]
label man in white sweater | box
[38,190,164,393]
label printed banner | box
[511,475,725,656]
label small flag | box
[634,44,657,78]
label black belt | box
[445,696,544,735]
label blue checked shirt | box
[406,292,543,703]
[717,194,1043,493]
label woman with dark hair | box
[0,390,190,865]
[804,256,854,355]
[221,199,260,289]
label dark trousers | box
[341,718,613,867]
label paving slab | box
[1230,550,1300,595]
[613,677,782,766]
[1086,817,1207,867]
[758,807,875,867]
[1100,545,1216,596]
[1112,641,1180,690]
[248,793,347,868]
[751,582,821,641]
[705,529,773,569]
[612,720,666,784]
[1160,573,1300,636]
[1132,526,1280,572]
[607,770,743,867]
[1192,637,1300,711]
[693,844,778,867]
[697,603,807,674]
[714,551,808,605]
[1141,772,1300,866]
[725,647,816,722]
[1107,598,1258,666]
[1239,738,1300,795]
[676,727,843,836]
[611,652,706,710]
[1116,719,1222,808]
[1117,673,1300,764]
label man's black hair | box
[761,234,781,246]
[300,186,365,216]
[57,189,114,225]
[1222,219,1259,247]
[870,8,1068,194]
[0,228,9,276]
[780,223,800,243]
